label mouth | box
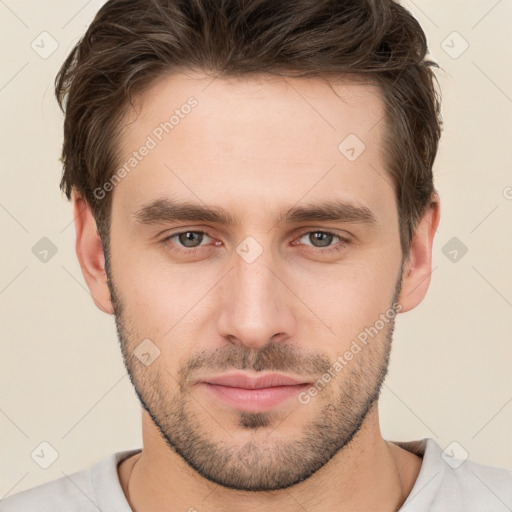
[197,372,311,412]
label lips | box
[202,372,309,389]
[197,372,311,412]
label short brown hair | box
[55,0,442,258]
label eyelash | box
[160,229,350,255]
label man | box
[2,0,511,510]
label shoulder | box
[397,438,512,511]
[443,456,512,510]
[0,468,95,512]
[0,449,139,512]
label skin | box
[73,71,440,512]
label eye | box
[161,230,217,253]
[160,229,350,256]
[292,230,350,253]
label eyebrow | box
[132,197,377,227]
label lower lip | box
[200,383,310,412]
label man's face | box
[105,72,404,491]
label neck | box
[119,404,422,512]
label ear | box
[72,190,114,315]
[398,193,441,313]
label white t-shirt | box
[1,438,511,511]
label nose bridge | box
[217,241,296,348]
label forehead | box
[123,71,384,142]
[113,71,393,224]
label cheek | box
[113,257,219,369]
[293,258,400,349]
[111,235,202,320]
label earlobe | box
[72,190,114,315]
[397,193,441,313]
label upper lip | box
[200,373,310,389]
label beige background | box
[1,0,511,498]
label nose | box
[216,247,297,350]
